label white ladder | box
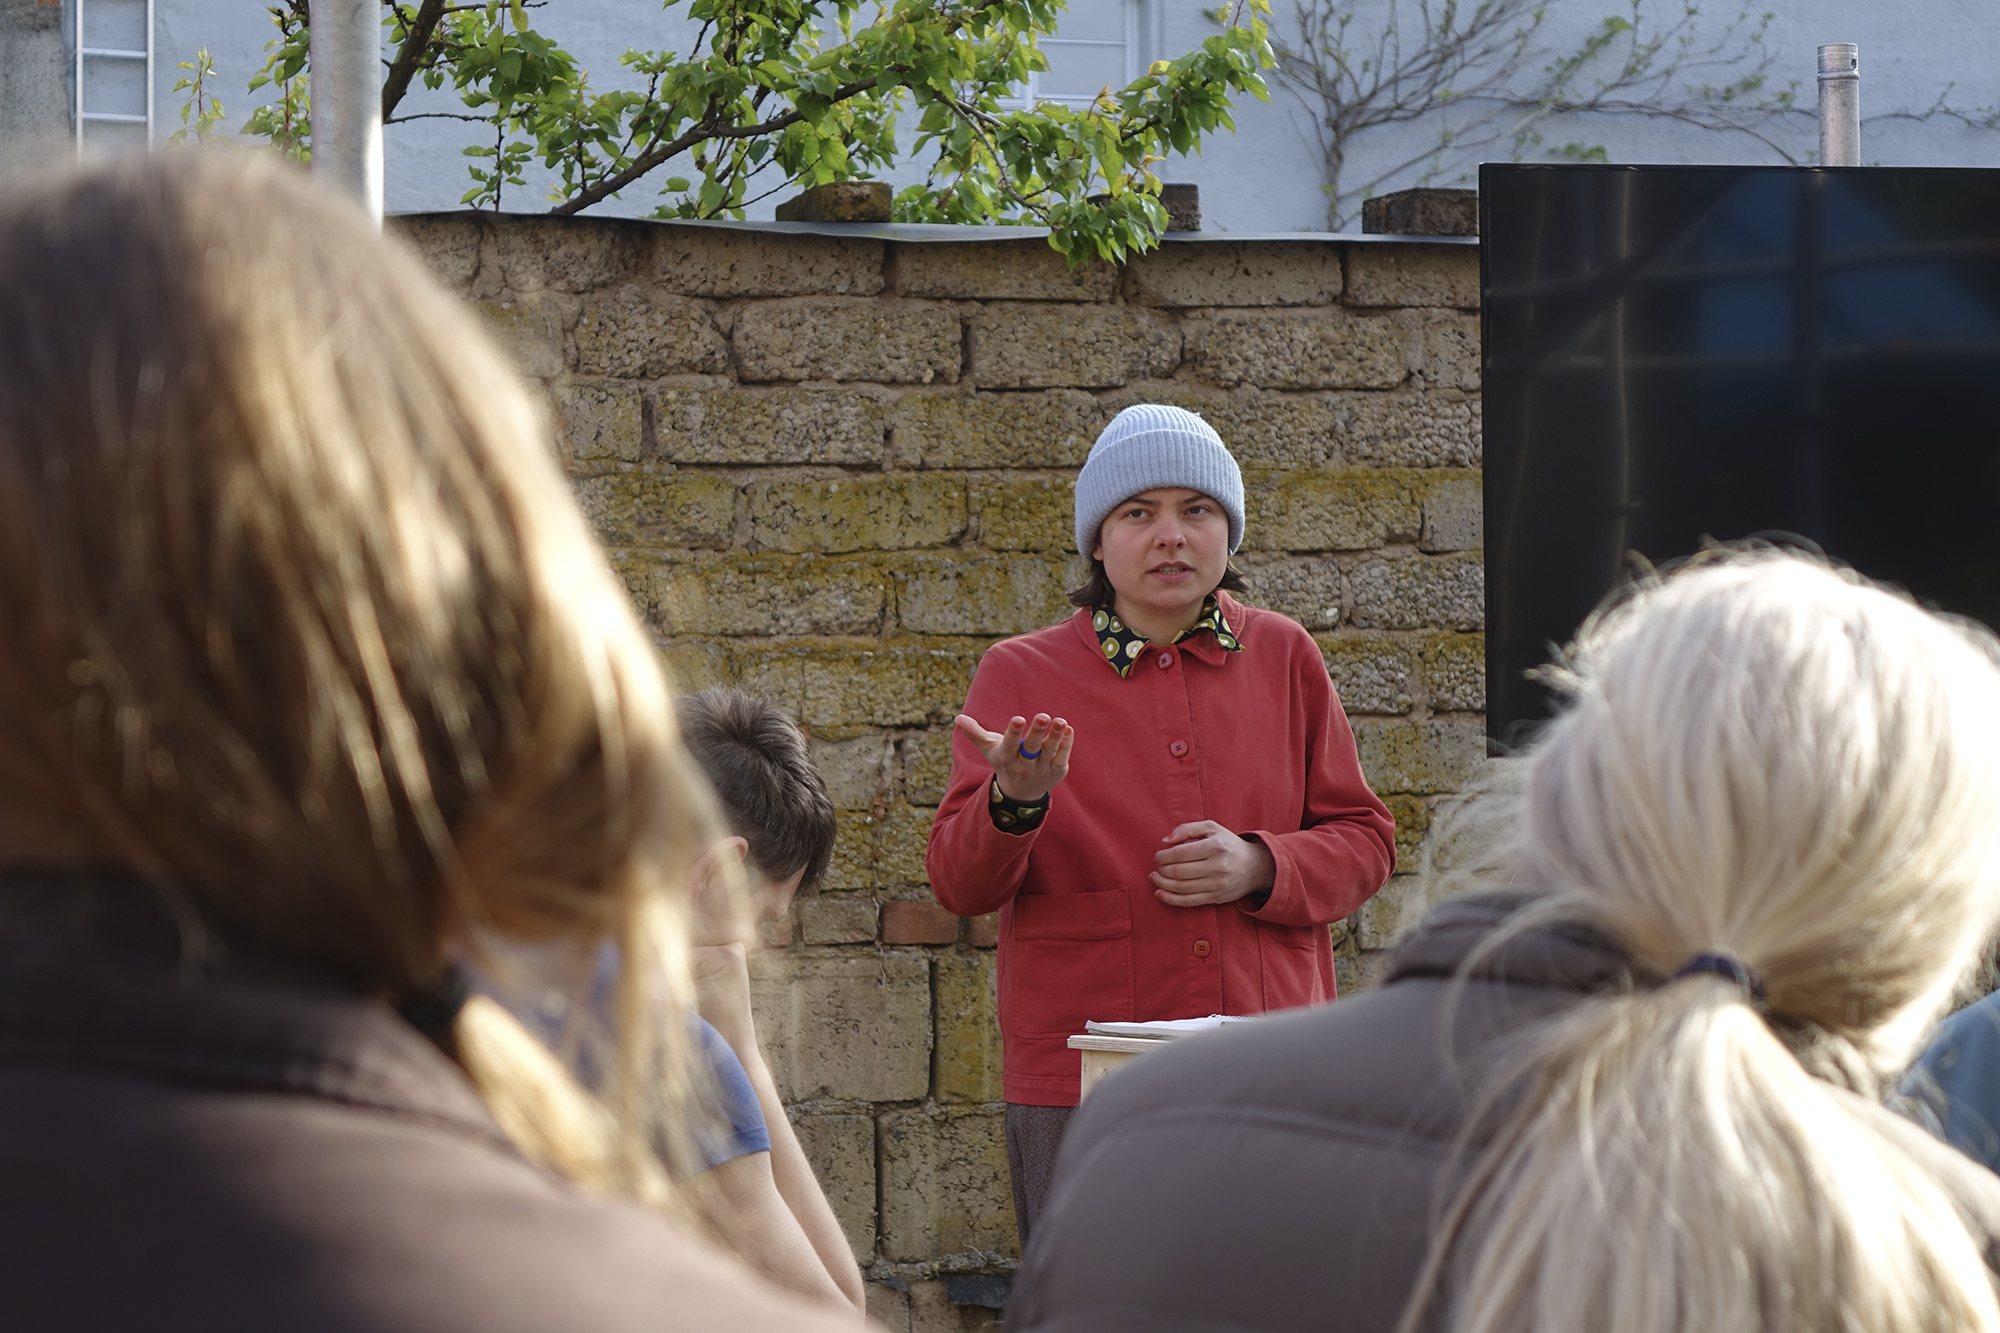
[73,0,155,150]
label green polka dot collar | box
[1090,596,1242,678]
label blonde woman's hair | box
[1412,552,2000,1333]
[0,152,725,1204]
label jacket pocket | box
[1257,921,1330,1011]
[1006,891,1135,1036]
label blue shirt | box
[1902,991,2000,1172]
[692,1015,773,1171]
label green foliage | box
[245,7,313,162]
[170,49,228,144]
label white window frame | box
[1002,0,1142,110]
[73,0,155,150]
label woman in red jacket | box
[926,404,1396,1242]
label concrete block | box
[554,378,644,463]
[1381,792,1431,866]
[1398,309,1481,390]
[811,733,895,810]
[645,553,891,637]
[869,1281,913,1332]
[1352,718,1485,795]
[748,476,968,554]
[799,896,880,945]
[790,1111,878,1262]
[1419,633,1486,712]
[1241,468,1421,553]
[1348,553,1485,632]
[896,554,1073,636]
[573,467,739,549]
[878,804,936,886]
[888,389,1109,469]
[1191,309,1406,390]
[969,304,1181,389]
[749,950,932,1102]
[491,215,642,293]
[879,1106,1017,1261]
[777,181,892,223]
[1362,189,1478,237]
[1418,471,1484,551]
[970,474,1077,552]
[1345,244,1480,309]
[896,238,1117,301]
[1125,241,1343,307]
[1111,388,1343,467]
[1356,874,1432,950]
[734,641,981,729]
[1317,635,1415,715]
[1336,391,1482,469]
[656,386,889,466]
[474,296,567,379]
[651,227,885,297]
[574,285,729,377]
[392,213,482,292]
[1238,555,1343,630]
[901,730,955,806]
[734,298,961,384]
[883,900,960,944]
[935,952,1003,1102]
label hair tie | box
[1671,952,1767,1001]
[397,963,471,1057]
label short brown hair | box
[1067,558,1249,610]
[675,689,836,893]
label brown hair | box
[675,688,836,893]
[1066,558,1248,609]
[0,152,725,1203]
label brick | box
[883,900,959,944]
[1381,792,1431,866]
[1125,241,1343,307]
[1112,389,1343,467]
[491,215,642,293]
[811,734,895,809]
[799,896,880,945]
[970,474,1077,552]
[643,553,890,636]
[1334,948,1395,995]
[1337,391,1482,469]
[1241,467,1421,552]
[656,386,889,466]
[1356,874,1432,950]
[935,952,1003,1102]
[969,304,1180,389]
[887,390,1109,469]
[733,641,982,729]
[1238,555,1342,630]
[896,238,1117,301]
[749,950,932,1101]
[734,298,961,384]
[1316,634,1414,714]
[1349,553,1484,632]
[1191,309,1405,390]
[1419,633,1486,712]
[896,554,1073,636]
[878,804,936,886]
[474,296,567,379]
[1418,471,1484,551]
[1344,244,1480,309]
[553,378,644,462]
[879,1105,1016,1261]
[1398,309,1481,390]
[790,1111,877,1261]
[1352,718,1485,795]
[573,467,739,548]
[392,213,482,292]
[749,476,968,554]
[651,226,885,297]
[573,285,729,378]
[901,730,956,806]
[966,912,999,947]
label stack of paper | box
[1083,1015,1255,1040]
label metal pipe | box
[1818,43,1860,167]
[310,0,383,225]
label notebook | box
[1083,1015,1255,1040]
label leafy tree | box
[239,0,1275,261]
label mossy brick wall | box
[395,213,1484,1332]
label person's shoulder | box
[977,610,1094,671]
[1218,594,1322,668]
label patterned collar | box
[1090,596,1243,678]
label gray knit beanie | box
[1074,404,1245,556]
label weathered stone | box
[656,386,889,465]
[1238,556,1343,630]
[868,1282,913,1332]
[735,298,961,384]
[574,467,739,548]
[554,378,644,462]
[652,226,885,297]
[1356,874,1432,950]
[1125,241,1343,308]
[1317,635,1415,714]
[1336,391,1482,469]
[878,803,935,886]
[645,553,890,636]
[896,555,1072,636]
[1420,633,1486,712]
[879,1105,1016,1261]
[392,213,482,292]
[823,809,878,892]
[935,952,1003,1103]
[1398,309,1481,390]
[1418,471,1484,551]
[734,641,982,729]
[1114,389,1342,467]
[1345,244,1480,310]
[491,215,643,293]
[1362,188,1478,237]
[657,638,731,693]
[1241,468,1421,552]
[1191,309,1406,390]
[1381,792,1431,866]
[969,305,1180,389]
[749,476,968,554]
[799,896,881,945]
[901,730,955,806]
[909,1281,1005,1333]
[1348,554,1484,632]
[749,950,932,1102]
[1334,948,1396,994]
[970,474,1077,552]
[897,239,1117,301]
[474,296,567,379]
[883,900,959,944]
[811,734,896,809]
[791,1111,878,1261]
[1352,718,1485,795]
[776,180,892,223]
[574,285,730,378]
[888,390,1109,470]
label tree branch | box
[382,0,450,121]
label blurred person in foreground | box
[1011,551,2000,1333]
[0,152,859,1331]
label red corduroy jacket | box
[927,594,1397,1105]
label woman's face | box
[1092,488,1230,625]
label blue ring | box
[1018,744,1044,760]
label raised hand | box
[954,711,1075,804]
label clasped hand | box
[1151,820,1276,907]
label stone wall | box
[396,214,1483,1330]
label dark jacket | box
[1009,893,2000,1332]
[0,869,854,1333]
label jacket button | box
[1169,739,1189,757]
[1156,652,1173,669]
[1192,939,1212,958]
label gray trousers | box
[1004,1102,1075,1249]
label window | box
[1009,0,1139,108]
